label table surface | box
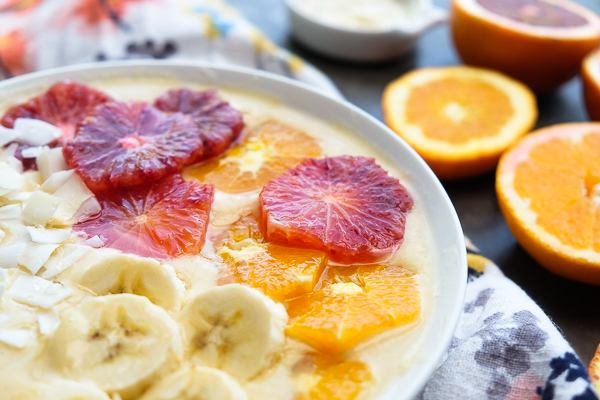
[228,0,600,365]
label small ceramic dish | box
[285,0,447,62]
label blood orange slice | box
[74,174,214,260]
[63,102,204,192]
[154,88,244,160]
[1,80,112,144]
[259,156,413,264]
[452,0,600,92]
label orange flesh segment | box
[184,120,322,194]
[405,77,514,144]
[286,264,420,354]
[218,215,327,301]
[513,132,600,251]
[476,0,588,28]
[298,353,373,400]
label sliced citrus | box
[1,80,112,143]
[154,88,244,160]
[74,173,214,260]
[218,213,327,301]
[63,101,204,191]
[590,343,600,394]
[496,123,600,284]
[260,155,413,264]
[184,120,322,194]
[582,48,600,121]
[286,264,420,353]
[1,80,111,170]
[451,0,600,92]
[295,353,373,400]
[383,66,537,180]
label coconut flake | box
[49,173,93,225]
[42,244,91,279]
[19,242,60,274]
[69,196,101,224]
[37,147,68,182]
[0,268,7,299]
[26,226,70,244]
[21,190,61,226]
[13,192,32,202]
[0,161,24,196]
[0,144,23,173]
[0,204,21,220]
[0,230,5,244]
[0,126,17,147]
[40,170,74,193]
[0,329,32,348]
[20,146,46,159]
[0,243,27,269]
[8,274,72,308]
[14,119,62,146]
[81,235,104,248]
[37,309,60,335]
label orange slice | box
[383,66,537,180]
[218,214,327,301]
[451,0,600,93]
[496,123,600,284]
[590,343,600,395]
[295,353,373,400]
[286,264,420,354]
[183,120,322,194]
[582,48,600,121]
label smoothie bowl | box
[0,61,466,400]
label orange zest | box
[383,66,537,179]
[183,120,322,194]
[589,343,600,395]
[451,0,600,92]
[286,264,420,354]
[496,123,600,285]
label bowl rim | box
[0,60,467,399]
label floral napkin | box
[0,0,596,399]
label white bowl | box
[285,0,447,62]
[0,60,467,399]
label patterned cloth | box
[0,0,596,399]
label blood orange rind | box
[63,101,204,191]
[154,88,244,160]
[452,0,600,92]
[259,156,413,264]
[74,173,214,260]
[496,123,600,284]
[383,66,537,179]
[582,48,600,121]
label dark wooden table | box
[229,0,600,365]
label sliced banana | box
[178,284,288,381]
[75,254,185,311]
[140,366,247,400]
[2,380,112,400]
[46,294,182,400]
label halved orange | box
[451,0,600,93]
[286,264,420,354]
[582,47,600,121]
[383,66,537,180]
[496,123,600,284]
[218,214,327,301]
[183,120,322,194]
[590,343,600,394]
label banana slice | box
[3,380,112,400]
[178,284,288,381]
[140,366,247,400]
[46,294,182,400]
[75,254,185,311]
